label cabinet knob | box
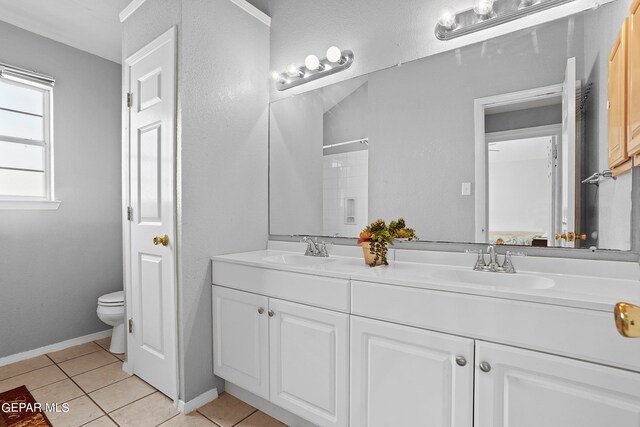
[258,307,264,315]
[455,356,467,367]
[615,302,640,337]
[268,310,275,317]
[479,361,492,373]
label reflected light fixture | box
[435,0,576,41]
[271,46,354,91]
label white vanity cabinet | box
[212,286,270,398]
[269,298,349,427]
[350,316,474,427]
[475,341,640,427]
[212,284,349,427]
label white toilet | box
[97,291,126,354]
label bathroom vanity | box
[212,242,640,427]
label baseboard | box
[177,388,219,413]
[0,330,112,367]
[224,382,316,427]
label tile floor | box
[0,338,287,427]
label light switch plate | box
[461,182,472,196]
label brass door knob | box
[614,302,640,338]
[555,232,587,242]
[555,233,567,241]
[153,234,169,246]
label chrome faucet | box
[467,246,525,273]
[302,237,329,257]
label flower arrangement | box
[358,218,417,267]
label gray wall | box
[323,82,368,148]
[0,21,123,357]
[485,104,562,134]
[124,0,269,402]
[583,0,635,250]
[270,92,324,235]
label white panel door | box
[475,341,640,427]
[560,57,577,248]
[350,316,474,427]
[125,27,177,398]
[212,286,269,399]
[269,299,349,427]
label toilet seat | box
[98,291,124,307]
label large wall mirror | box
[270,0,637,252]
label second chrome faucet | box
[468,245,525,273]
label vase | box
[361,241,387,266]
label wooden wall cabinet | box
[608,18,630,175]
[629,0,640,165]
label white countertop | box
[212,243,640,313]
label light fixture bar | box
[435,0,576,41]
[275,50,354,91]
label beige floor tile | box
[89,376,155,412]
[46,395,105,427]
[31,379,84,406]
[158,412,216,427]
[58,351,118,377]
[72,362,130,393]
[94,337,111,351]
[83,416,118,427]
[197,393,256,427]
[235,411,288,427]
[115,354,126,361]
[0,355,53,381]
[48,342,103,364]
[109,392,178,427]
[0,365,66,393]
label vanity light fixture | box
[272,46,354,91]
[435,0,576,41]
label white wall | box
[123,0,270,402]
[0,21,122,357]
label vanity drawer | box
[212,261,350,313]
[351,280,640,372]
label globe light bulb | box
[305,54,321,70]
[474,0,494,17]
[286,63,302,77]
[326,46,343,63]
[438,10,456,30]
[271,71,282,81]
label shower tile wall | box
[323,150,368,237]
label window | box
[0,64,58,209]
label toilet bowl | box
[97,291,125,354]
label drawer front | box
[351,280,640,372]
[212,261,350,312]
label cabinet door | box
[350,316,474,427]
[212,286,269,399]
[475,341,640,427]
[629,0,640,158]
[269,298,349,427]
[609,19,629,170]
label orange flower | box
[358,230,372,244]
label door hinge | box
[126,92,133,108]
[127,206,133,221]
[128,318,133,333]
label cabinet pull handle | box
[479,361,492,373]
[268,310,275,317]
[455,356,467,367]
[258,307,264,314]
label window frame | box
[0,73,59,210]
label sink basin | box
[263,254,337,266]
[431,269,555,290]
